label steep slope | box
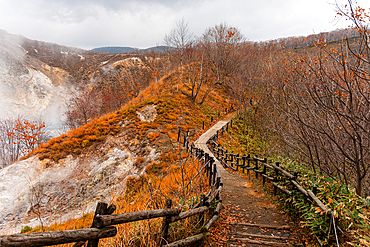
[0,30,73,130]
[0,70,233,238]
[0,30,162,141]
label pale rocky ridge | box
[0,30,159,234]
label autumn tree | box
[199,23,245,84]
[269,0,370,196]
[64,86,102,129]
[0,117,47,167]
[164,19,212,104]
[0,118,19,167]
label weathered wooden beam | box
[94,208,181,228]
[231,237,291,247]
[270,163,295,180]
[271,182,292,195]
[170,206,210,223]
[158,199,172,246]
[233,232,293,240]
[307,190,330,213]
[214,201,222,215]
[262,174,275,182]
[229,222,291,230]
[88,202,108,247]
[261,163,275,171]
[0,227,117,247]
[166,232,209,247]
[206,186,222,204]
[205,214,219,230]
[291,180,309,197]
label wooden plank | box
[158,199,172,246]
[233,232,293,241]
[229,222,291,230]
[262,163,275,171]
[205,214,219,230]
[221,160,237,171]
[206,186,222,204]
[231,237,293,247]
[253,157,266,162]
[166,233,209,247]
[0,227,117,247]
[271,182,292,195]
[170,206,210,223]
[307,190,330,213]
[214,201,222,215]
[95,208,181,228]
[262,174,275,181]
[291,180,309,197]
[88,202,108,247]
[270,163,295,179]
[239,166,255,170]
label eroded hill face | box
[0,30,155,134]
[0,109,158,233]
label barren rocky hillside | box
[0,30,157,134]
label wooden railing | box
[208,119,340,247]
[0,124,225,247]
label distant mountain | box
[92,46,173,54]
[91,46,138,54]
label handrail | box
[0,117,229,247]
[210,118,340,247]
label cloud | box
[0,0,369,49]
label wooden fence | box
[208,119,340,247]
[0,124,224,247]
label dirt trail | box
[195,116,302,246]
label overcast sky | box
[0,0,369,50]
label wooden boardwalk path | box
[194,116,301,246]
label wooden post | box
[273,177,277,196]
[312,186,317,195]
[211,116,213,123]
[212,162,217,185]
[87,202,108,247]
[158,199,172,246]
[198,195,206,226]
[262,158,267,184]
[242,155,246,173]
[247,155,251,174]
[205,154,209,177]
[215,177,221,189]
[255,159,259,178]
[275,162,280,177]
[262,163,267,185]
[202,121,205,129]
[225,152,229,167]
[177,128,181,142]
[74,203,115,247]
[209,160,213,186]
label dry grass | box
[20,69,235,246]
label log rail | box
[209,118,340,247]
[0,116,229,247]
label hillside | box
[0,67,232,242]
[0,29,162,137]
